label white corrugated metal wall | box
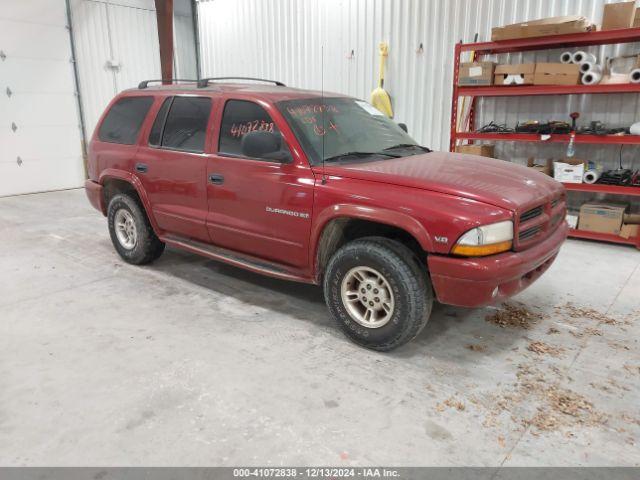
[70,0,197,137]
[174,0,198,79]
[196,0,640,178]
[70,0,162,137]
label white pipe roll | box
[583,170,601,184]
[630,68,640,84]
[582,71,602,85]
[573,51,596,64]
[560,51,574,64]
[580,62,602,75]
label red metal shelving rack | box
[450,27,640,249]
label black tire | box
[323,236,433,351]
[107,193,165,265]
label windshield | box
[276,97,425,165]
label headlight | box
[451,220,513,257]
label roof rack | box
[138,79,198,89]
[197,77,286,88]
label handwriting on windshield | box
[230,120,274,138]
[313,120,339,136]
[286,104,339,117]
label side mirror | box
[241,130,291,162]
[398,123,408,133]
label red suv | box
[85,78,567,351]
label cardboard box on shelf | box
[458,62,495,86]
[578,202,628,235]
[553,158,586,183]
[455,144,495,158]
[620,223,640,239]
[527,157,553,175]
[602,1,635,31]
[534,63,580,85]
[494,63,536,85]
[491,15,594,41]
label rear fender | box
[98,168,161,235]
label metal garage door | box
[0,0,85,196]
[69,0,162,138]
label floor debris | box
[558,303,621,326]
[485,303,543,329]
[437,396,466,412]
[527,341,565,357]
[465,344,487,352]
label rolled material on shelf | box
[582,71,602,85]
[503,74,525,85]
[630,68,640,84]
[572,51,596,64]
[560,51,574,64]
[624,214,640,225]
[580,62,602,75]
[583,169,602,184]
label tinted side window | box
[98,96,153,145]
[149,97,172,146]
[219,100,289,160]
[161,96,211,153]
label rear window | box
[160,96,211,153]
[98,96,153,145]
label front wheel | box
[323,237,433,351]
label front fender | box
[310,203,434,275]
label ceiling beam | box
[154,0,174,84]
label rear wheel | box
[324,237,433,351]
[107,193,165,265]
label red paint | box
[428,222,567,307]
[86,84,568,307]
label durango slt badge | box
[266,206,310,219]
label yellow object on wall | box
[371,42,393,118]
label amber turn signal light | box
[450,240,513,257]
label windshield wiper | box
[382,143,432,153]
[323,151,402,163]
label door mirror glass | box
[398,122,408,133]
[241,131,292,163]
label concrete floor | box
[0,188,638,466]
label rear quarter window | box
[98,96,154,145]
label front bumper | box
[428,221,568,308]
[85,179,105,215]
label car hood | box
[320,151,564,212]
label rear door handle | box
[135,163,148,173]
[209,174,224,185]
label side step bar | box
[161,235,315,284]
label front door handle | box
[135,163,148,173]
[209,174,224,185]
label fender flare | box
[98,168,162,235]
[310,203,434,275]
